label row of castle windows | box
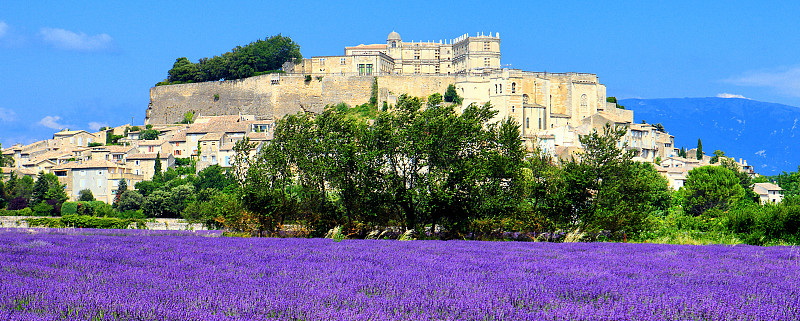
[494,82,517,94]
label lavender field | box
[1,228,799,320]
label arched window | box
[511,82,516,93]
[522,94,529,104]
[392,41,397,48]
[580,94,588,112]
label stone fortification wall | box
[378,75,455,103]
[146,74,375,124]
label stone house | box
[126,153,175,179]
[753,182,783,204]
[52,130,100,148]
[51,160,144,203]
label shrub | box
[78,189,95,201]
[24,215,148,229]
[33,201,54,216]
[61,202,79,216]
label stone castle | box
[146,31,609,149]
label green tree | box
[167,57,199,83]
[180,111,194,124]
[31,172,62,206]
[560,124,670,239]
[234,137,296,236]
[443,84,463,105]
[370,77,378,106]
[6,174,34,210]
[140,129,160,140]
[153,153,163,181]
[78,189,95,201]
[0,142,13,167]
[116,190,143,212]
[195,165,232,192]
[720,158,759,203]
[696,138,703,160]
[113,179,127,205]
[606,96,625,109]
[142,190,171,217]
[710,150,725,164]
[681,165,745,216]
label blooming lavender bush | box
[1,228,798,320]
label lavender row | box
[1,229,799,320]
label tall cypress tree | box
[153,153,163,182]
[696,139,703,160]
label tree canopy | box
[159,35,302,85]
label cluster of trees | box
[158,35,302,85]
[1,171,68,216]
[2,97,798,245]
[207,93,674,240]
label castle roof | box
[387,31,401,41]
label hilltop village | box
[2,31,782,205]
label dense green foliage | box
[696,138,703,160]
[78,189,95,202]
[140,129,160,140]
[443,84,463,105]
[606,96,625,109]
[158,35,302,85]
[1,93,797,245]
[24,215,146,229]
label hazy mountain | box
[619,97,800,175]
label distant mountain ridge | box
[620,97,800,175]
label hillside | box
[620,97,800,175]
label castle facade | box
[148,31,611,150]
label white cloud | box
[754,150,766,157]
[39,27,113,51]
[0,107,16,122]
[0,21,8,38]
[726,67,800,97]
[38,116,68,130]
[717,93,748,99]
[88,122,108,131]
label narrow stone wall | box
[146,74,458,124]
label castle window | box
[391,41,396,48]
[523,94,529,103]
[511,106,515,113]
[484,42,490,51]
[340,58,346,65]
[526,118,529,129]
[511,82,516,93]
[499,84,502,93]
[485,58,490,67]
[495,84,498,94]
[580,94,588,112]
[539,118,542,129]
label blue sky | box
[2,1,800,147]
